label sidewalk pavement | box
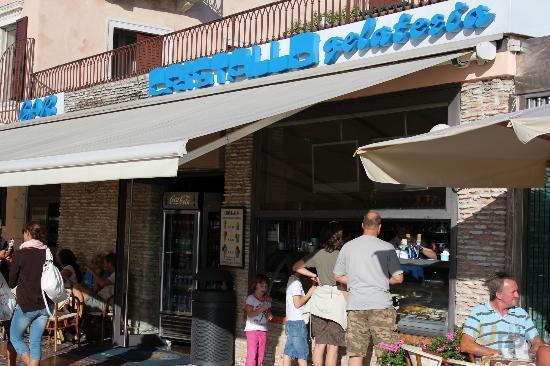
[0,340,192,365]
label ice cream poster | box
[220,207,244,267]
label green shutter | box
[524,162,550,340]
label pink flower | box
[437,346,445,353]
[378,343,401,353]
[445,332,456,342]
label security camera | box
[451,56,470,68]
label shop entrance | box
[113,174,224,346]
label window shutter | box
[136,33,163,74]
[12,16,28,101]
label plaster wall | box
[14,0,274,71]
[340,51,516,100]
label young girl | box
[244,274,273,366]
[283,273,316,366]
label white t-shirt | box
[286,275,305,321]
[244,294,270,331]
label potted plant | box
[388,4,395,14]
[379,5,387,15]
[422,329,465,361]
[378,340,408,366]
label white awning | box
[355,104,550,188]
[0,51,462,187]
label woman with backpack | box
[9,222,51,366]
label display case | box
[386,220,451,336]
[259,218,451,335]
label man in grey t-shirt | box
[333,211,404,366]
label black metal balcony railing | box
[0,39,35,124]
[30,0,445,99]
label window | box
[27,185,60,247]
[107,20,171,78]
[112,28,163,77]
[257,106,448,211]
[255,86,460,334]
[260,218,451,332]
[526,95,550,108]
[0,23,16,54]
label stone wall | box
[64,75,149,112]
[455,78,515,325]
[58,181,119,264]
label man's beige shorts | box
[346,308,398,358]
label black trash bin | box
[191,268,236,366]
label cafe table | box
[482,357,535,366]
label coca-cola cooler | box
[159,192,200,341]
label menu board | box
[220,207,244,267]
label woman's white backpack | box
[41,247,67,316]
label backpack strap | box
[42,247,54,317]
[42,290,53,318]
[45,247,53,262]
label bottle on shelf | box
[415,234,422,258]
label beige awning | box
[0,51,463,187]
[355,104,550,188]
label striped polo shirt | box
[463,302,539,352]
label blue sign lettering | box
[324,2,495,64]
[19,95,58,121]
[148,2,495,96]
[149,32,320,96]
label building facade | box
[0,0,549,364]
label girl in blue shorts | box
[283,273,316,366]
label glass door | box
[161,210,199,316]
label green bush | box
[287,7,365,35]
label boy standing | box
[283,274,316,366]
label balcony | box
[0,0,447,123]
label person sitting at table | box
[461,272,544,358]
[83,253,110,291]
[72,253,116,314]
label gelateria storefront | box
[252,84,458,336]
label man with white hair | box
[461,272,544,357]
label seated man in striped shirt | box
[460,272,544,357]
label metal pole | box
[123,179,134,347]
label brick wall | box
[223,133,256,365]
[59,180,163,334]
[58,181,118,265]
[455,78,515,325]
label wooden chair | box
[85,296,113,343]
[45,297,81,352]
[402,344,444,366]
